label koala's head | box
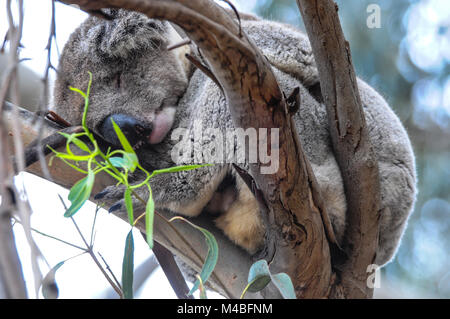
[53,9,191,149]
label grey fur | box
[53,9,416,266]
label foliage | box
[241,259,296,299]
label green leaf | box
[68,176,87,202]
[122,230,134,299]
[240,259,297,299]
[145,188,155,249]
[271,273,296,299]
[123,153,138,172]
[124,188,134,225]
[54,152,92,161]
[42,261,65,299]
[150,164,211,177]
[246,260,272,293]
[169,217,218,296]
[69,86,87,98]
[108,156,127,168]
[65,170,95,217]
[109,153,138,172]
[189,225,217,296]
[69,136,91,153]
[59,132,91,154]
[111,118,135,155]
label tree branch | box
[296,0,381,298]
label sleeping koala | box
[53,8,416,266]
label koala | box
[53,8,416,266]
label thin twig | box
[185,53,222,91]
[98,252,122,290]
[167,38,191,51]
[12,217,87,252]
[57,194,123,298]
[89,204,101,247]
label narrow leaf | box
[122,230,134,299]
[69,86,86,98]
[67,176,88,202]
[42,261,65,299]
[65,170,95,217]
[169,216,218,296]
[145,188,155,249]
[69,136,91,153]
[124,188,134,225]
[111,118,135,154]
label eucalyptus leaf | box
[188,225,218,296]
[42,261,65,299]
[59,132,91,153]
[271,273,296,299]
[69,86,87,98]
[123,152,138,172]
[246,259,272,293]
[111,118,135,155]
[241,259,296,299]
[169,217,218,296]
[108,156,127,168]
[124,188,134,225]
[145,188,155,249]
[65,170,95,217]
[122,230,134,299]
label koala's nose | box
[100,114,152,147]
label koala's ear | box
[92,12,166,59]
[166,23,192,78]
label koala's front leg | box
[94,164,228,218]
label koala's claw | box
[108,201,123,213]
[93,189,110,200]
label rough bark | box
[296,0,381,298]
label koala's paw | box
[93,184,148,217]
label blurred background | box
[1,0,449,298]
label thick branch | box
[296,0,381,298]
